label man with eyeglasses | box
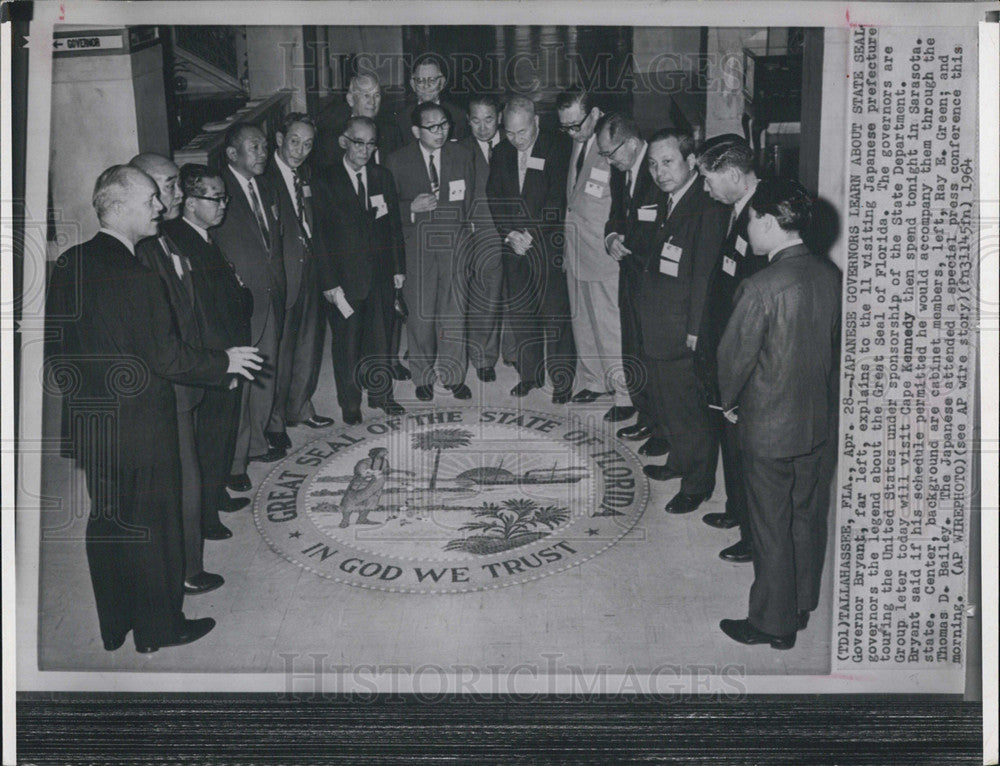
[213,122,287,492]
[556,89,632,423]
[385,102,475,402]
[314,116,406,423]
[486,95,575,404]
[396,54,467,145]
[163,164,254,557]
[312,73,402,170]
[263,113,335,452]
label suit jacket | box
[314,160,406,304]
[384,140,474,272]
[486,130,571,269]
[459,133,502,233]
[135,232,206,412]
[717,243,842,458]
[605,145,666,279]
[564,137,615,282]
[311,100,403,169]
[163,216,253,351]
[264,156,314,310]
[45,232,229,464]
[395,98,468,144]
[634,175,729,361]
[698,201,770,358]
[213,166,285,345]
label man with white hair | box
[45,164,262,653]
[313,72,402,169]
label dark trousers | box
[196,383,241,523]
[742,440,828,636]
[328,285,392,411]
[176,408,204,579]
[83,452,185,649]
[646,355,718,495]
[463,227,505,369]
[504,255,576,396]
[720,418,751,542]
[232,302,280,471]
[619,269,659,432]
[270,278,322,430]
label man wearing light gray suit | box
[556,89,632,422]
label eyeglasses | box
[419,120,449,134]
[597,140,626,160]
[189,194,229,205]
[342,135,379,150]
[559,117,589,134]
[412,76,442,87]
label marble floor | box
[33,346,836,684]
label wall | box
[704,27,767,139]
[246,26,308,111]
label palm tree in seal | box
[410,427,474,491]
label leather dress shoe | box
[136,617,216,654]
[446,383,472,400]
[202,522,233,541]
[220,495,251,513]
[370,398,405,416]
[392,363,412,381]
[415,385,434,401]
[183,571,225,595]
[797,610,811,631]
[552,391,571,405]
[511,381,538,397]
[299,415,334,429]
[226,474,252,493]
[719,539,752,562]
[617,423,652,441]
[342,408,363,425]
[103,632,128,651]
[476,366,496,382]
[703,511,739,529]
[604,405,636,422]
[570,389,609,404]
[643,463,683,481]
[719,618,796,650]
[265,430,292,450]
[638,437,670,457]
[249,447,286,464]
[665,491,709,514]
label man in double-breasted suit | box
[385,102,475,401]
[717,178,841,650]
[312,73,403,170]
[394,55,468,146]
[600,113,664,453]
[487,95,575,402]
[315,116,407,423]
[557,90,630,421]
[264,113,334,450]
[636,129,729,515]
[131,153,226,596]
[213,122,286,488]
[696,136,770,563]
[458,94,505,382]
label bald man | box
[313,73,403,169]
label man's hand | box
[225,346,263,380]
[606,233,632,262]
[411,193,438,214]
[323,286,345,305]
[686,334,698,352]
[507,230,532,256]
[723,406,739,424]
[393,274,405,290]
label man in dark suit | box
[695,136,769,563]
[717,178,841,650]
[312,73,403,170]
[213,122,286,491]
[636,129,729,515]
[264,113,334,451]
[459,94,505,383]
[45,165,261,652]
[395,54,468,145]
[487,95,575,403]
[168,164,254,540]
[315,116,406,423]
[385,102,475,401]
[599,113,664,453]
[130,153,227,597]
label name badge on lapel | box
[302,184,312,197]
[637,205,657,222]
[590,167,610,183]
[659,240,682,277]
[270,203,280,221]
[722,256,737,276]
[449,179,466,202]
[526,156,545,171]
[735,236,748,256]
[370,194,388,219]
[584,180,604,198]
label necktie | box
[247,178,269,245]
[575,143,586,184]
[356,172,368,210]
[624,169,633,207]
[487,141,494,164]
[292,169,312,238]
[161,237,194,302]
[518,151,528,192]
[428,153,439,195]
[665,194,674,220]
[727,207,738,238]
